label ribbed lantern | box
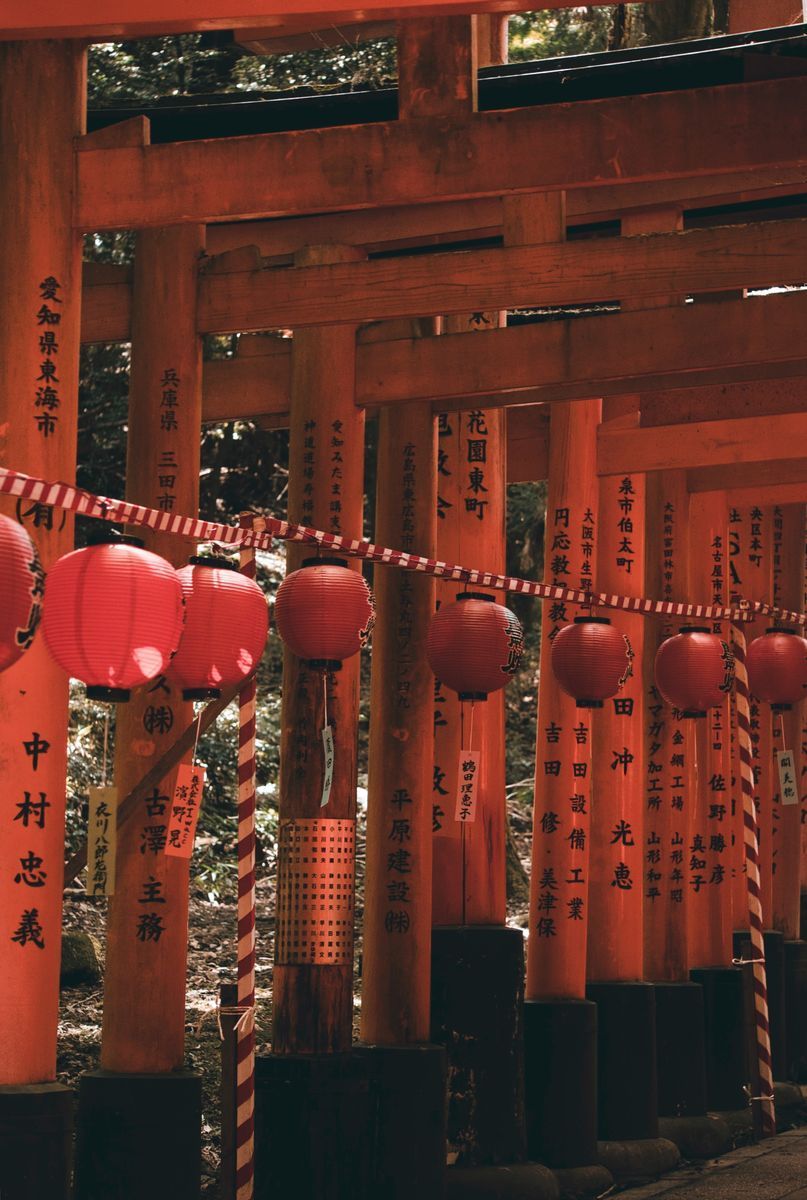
[0,515,45,673]
[551,615,633,708]
[41,530,185,702]
[426,592,524,700]
[654,625,734,718]
[747,627,807,711]
[165,556,269,699]
[274,557,374,668]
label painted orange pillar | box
[643,471,693,982]
[0,41,85,1095]
[730,505,775,929]
[688,491,734,968]
[587,428,645,982]
[526,399,600,1000]
[771,505,805,940]
[729,0,802,32]
[100,226,205,1072]
[273,244,366,1054]
[362,326,437,1044]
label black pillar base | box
[586,981,658,1142]
[74,1069,201,1200]
[733,929,787,1081]
[523,998,598,1168]
[784,941,807,1083]
[255,1054,372,1200]
[0,1082,72,1200]
[431,926,526,1167]
[354,1044,447,1200]
[689,965,748,1111]
[653,981,707,1118]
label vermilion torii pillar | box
[359,319,445,1198]
[256,244,369,1198]
[74,224,206,1200]
[524,395,601,1168]
[0,40,85,1200]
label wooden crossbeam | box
[81,220,807,344]
[198,218,807,332]
[205,169,807,260]
[599,413,807,476]
[6,1,617,40]
[195,292,807,429]
[687,458,807,494]
[75,76,807,231]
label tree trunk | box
[612,1,714,48]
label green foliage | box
[509,7,616,61]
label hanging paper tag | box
[165,763,206,857]
[86,786,118,897]
[454,751,481,824]
[321,726,335,807]
[776,749,798,806]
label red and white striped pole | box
[732,623,776,1138]
[235,515,261,1199]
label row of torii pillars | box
[1,22,807,1200]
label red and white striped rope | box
[2,466,805,626]
[235,526,260,1199]
[732,625,776,1138]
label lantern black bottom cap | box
[458,691,488,702]
[576,699,603,709]
[182,687,221,701]
[86,686,130,703]
[772,703,793,712]
[682,710,706,719]
[305,659,342,672]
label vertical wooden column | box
[643,472,692,982]
[400,15,509,927]
[771,505,806,941]
[0,37,85,1093]
[0,46,85,1197]
[526,399,600,1001]
[362,322,437,1045]
[587,422,645,982]
[273,244,365,1056]
[100,225,205,1072]
[688,491,733,969]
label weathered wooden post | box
[74,224,205,1200]
[770,505,807,1082]
[0,40,85,1200]
[254,244,371,1200]
[524,396,601,1169]
[587,409,659,1142]
[357,320,445,1200]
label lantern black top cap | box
[87,527,144,549]
[765,626,797,635]
[302,556,347,569]
[680,625,710,634]
[189,554,238,571]
[457,591,495,603]
[574,615,610,625]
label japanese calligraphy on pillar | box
[33,276,64,440]
[10,728,53,953]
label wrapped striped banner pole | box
[235,515,262,1199]
[732,623,776,1139]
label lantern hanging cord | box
[101,709,110,788]
[323,670,329,730]
[191,707,203,767]
[2,466,806,628]
[460,701,467,930]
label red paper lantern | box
[42,531,185,702]
[0,514,45,673]
[551,616,633,708]
[274,557,374,667]
[426,592,524,700]
[747,627,807,711]
[654,626,734,718]
[166,556,269,699]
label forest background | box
[72,0,732,906]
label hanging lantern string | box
[460,701,467,929]
[2,465,805,627]
[101,709,110,788]
[322,670,329,730]
[191,706,203,768]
